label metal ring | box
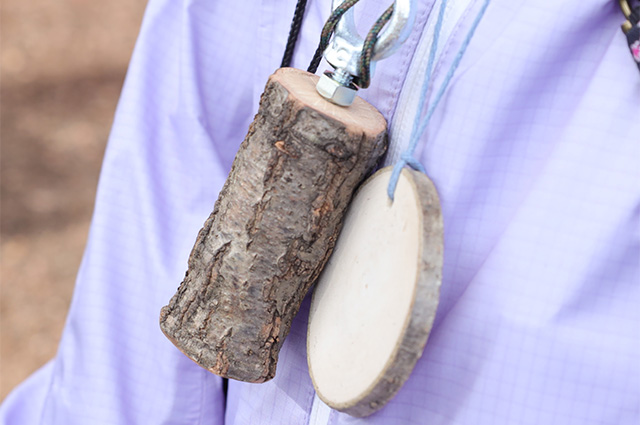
[324,0,416,77]
[620,0,632,18]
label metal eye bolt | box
[317,0,416,106]
[325,0,415,78]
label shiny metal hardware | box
[317,70,358,106]
[620,0,633,33]
[325,0,416,78]
[620,0,632,18]
[317,0,416,105]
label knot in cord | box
[387,0,491,201]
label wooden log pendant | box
[159,67,387,383]
[307,166,444,417]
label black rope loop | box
[357,3,393,88]
[307,0,362,74]
[282,0,396,88]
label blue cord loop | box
[387,0,491,200]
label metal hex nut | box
[316,73,357,106]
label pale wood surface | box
[308,167,443,417]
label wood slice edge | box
[307,166,444,417]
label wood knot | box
[324,143,352,160]
[274,140,299,158]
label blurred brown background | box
[1,0,147,399]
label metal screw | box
[331,68,354,86]
[316,70,357,106]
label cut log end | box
[272,68,387,138]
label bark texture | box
[160,67,387,383]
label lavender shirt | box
[2,0,638,424]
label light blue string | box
[387,0,491,200]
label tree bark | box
[159,67,387,383]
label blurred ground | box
[1,0,147,399]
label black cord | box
[307,0,361,73]
[357,4,393,88]
[281,0,395,88]
[281,0,310,68]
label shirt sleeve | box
[3,0,639,424]
[0,0,265,423]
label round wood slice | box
[307,166,443,417]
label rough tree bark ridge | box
[160,68,388,383]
